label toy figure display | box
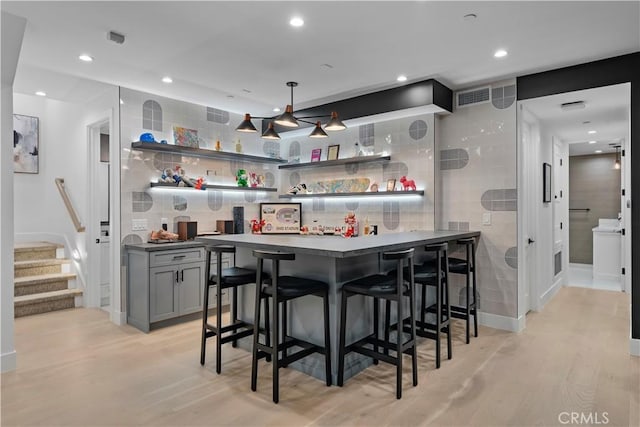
[399,176,416,191]
[250,218,266,234]
[236,169,248,187]
[343,211,359,238]
[158,165,205,189]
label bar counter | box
[197,230,480,383]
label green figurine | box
[236,169,248,187]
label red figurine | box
[343,211,358,238]
[399,176,416,191]
[250,218,266,234]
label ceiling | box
[3,1,639,118]
[522,83,630,156]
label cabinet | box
[127,243,206,332]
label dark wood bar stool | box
[412,242,452,369]
[201,245,265,374]
[338,248,417,400]
[448,237,478,343]
[250,250,331,404]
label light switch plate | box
[132,219,148,231]
[482,212,491,226]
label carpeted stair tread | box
[14,241,64,252]
[14,288,83,305]
[14,272,76,287]
[14,259,69,268]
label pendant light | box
[614,145,621,170]
[236,81,347,140]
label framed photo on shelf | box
[13,114,39,174]
[259,202,302,234]
[386,179,396,192]
[311,148,322,162]
[327,144,340,161]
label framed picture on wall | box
[543,162,552,203]
[327,145,340,161]
[386,179,396,192]
[13,114,39,174]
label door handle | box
[528,238,535,244]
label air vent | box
[456,87,491,108]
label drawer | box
[150,248,205,267]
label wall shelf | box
[278,155,391,170]
[279,190,424,199]
[150,182,278,192]
[131,141,286,164]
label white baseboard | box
[478,311,525,332]
[539,278,562,310]
[630,338,640,357]
[111,310,126,326]
[1,350,17,373]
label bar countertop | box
[196,230,480,258]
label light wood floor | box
[2,287,638,426]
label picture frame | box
[327,144,340,161]
[543,162,552,203]
[311,148,322,162]
[386,178,396,192]
[13,114,39,174]
[259,202,302,234]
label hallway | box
[1,287,638,426]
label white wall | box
[13,87,118,292]
[1,11,26,373]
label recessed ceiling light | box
[397,75,408,82]
[494,49,508,58]
[289,17,304,27]
[588,130,597,134]
[273,107,281,112]
[78,54,93,62]
[35,91,46,96]
[595,150,603,153]
[589,140,597,144]
[162,76,173,83]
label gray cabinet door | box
[149,266,179,322]
[179,263,205,315]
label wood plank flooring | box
[1,286,638,426]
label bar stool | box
[200,245,266,374]
[250,250,331,404]
[338,248,417,400]
[412,242,452,369]
[448,237,478,343]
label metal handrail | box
[55,178,86,232]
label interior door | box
[519,107,537,313]
[553,140,567,283]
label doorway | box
[87,116,113,310]
[518,83,631,314]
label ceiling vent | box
[107,31,125,44]
[456,86,491,108]
[560,100,585,111]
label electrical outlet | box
[482,212,491,226]
[132,219,148,231]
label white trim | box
[630,338,640,357]
[1,350,17,373]
[111,310,126,326]
[478,311,525,332]
[539,276,562,310]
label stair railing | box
[54,178,86,232]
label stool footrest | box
[205,320,252,334]
[255,337,325,367]
[450,304,477,313]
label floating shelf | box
[131,141,286,164]
[150,182,278,192]
[279,155,391,170]
[279,190,424,199]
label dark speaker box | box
[232,206,244,234]
[177,221,197,240]
[216,220,234,234]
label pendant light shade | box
[309,121,328,138]
[614,145,621,169]
[274,105,299,128]
[262,122,281,140]
[324,111,346,131]
[236,114,258,133]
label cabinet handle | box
[175,271,179,283]
[181,270,184,282]
[172,255,186,260]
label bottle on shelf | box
[364,216,370,236]
[235,138,242,153]
[215,139,221,151]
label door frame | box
[86,111,113,309]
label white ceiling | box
[522,83,630,156]
[3,1,639,118]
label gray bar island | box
[197,230,480,383]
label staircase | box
[14,242,83,317]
